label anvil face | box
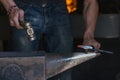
[0,51,100,80]
[0,57,45,80]
[0,52,46,80]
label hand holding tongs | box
[77,45,114,54]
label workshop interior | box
[0,0,120,80]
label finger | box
[9,7,23,29]
[19,9,24,22]
[18,9,24,28]
[77,45,81,48]
[12,11,22,29]
[93,42,100,49]
[9,20,15,26]
[96,43,101,49]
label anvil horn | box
[46,52,100,79]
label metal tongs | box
[77,45,114,54]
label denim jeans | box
[11,0,73,53]
[10,0,73,80]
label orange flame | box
[66,0,77,13]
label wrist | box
[84,31,94,40]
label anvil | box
[0,51,100,80]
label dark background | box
[76,0,120,14]
[0,0,120,80]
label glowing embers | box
[66,0,77,13]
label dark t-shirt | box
[18,0,64,5]
[17,0,46,5]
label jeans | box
[10,0,73,80]
[11,0,73,53]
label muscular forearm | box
[0,0,16,12]
[83,0,99,39]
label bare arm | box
[82,0,100,49]
[0,0,24,29]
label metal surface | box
[20,21,36,41]
[0,51,100,80]
[46,52,100,79]
[0,52,45,80]
[77,45,114,54]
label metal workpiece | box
[0,52,100,80]
[77,45,114,54]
